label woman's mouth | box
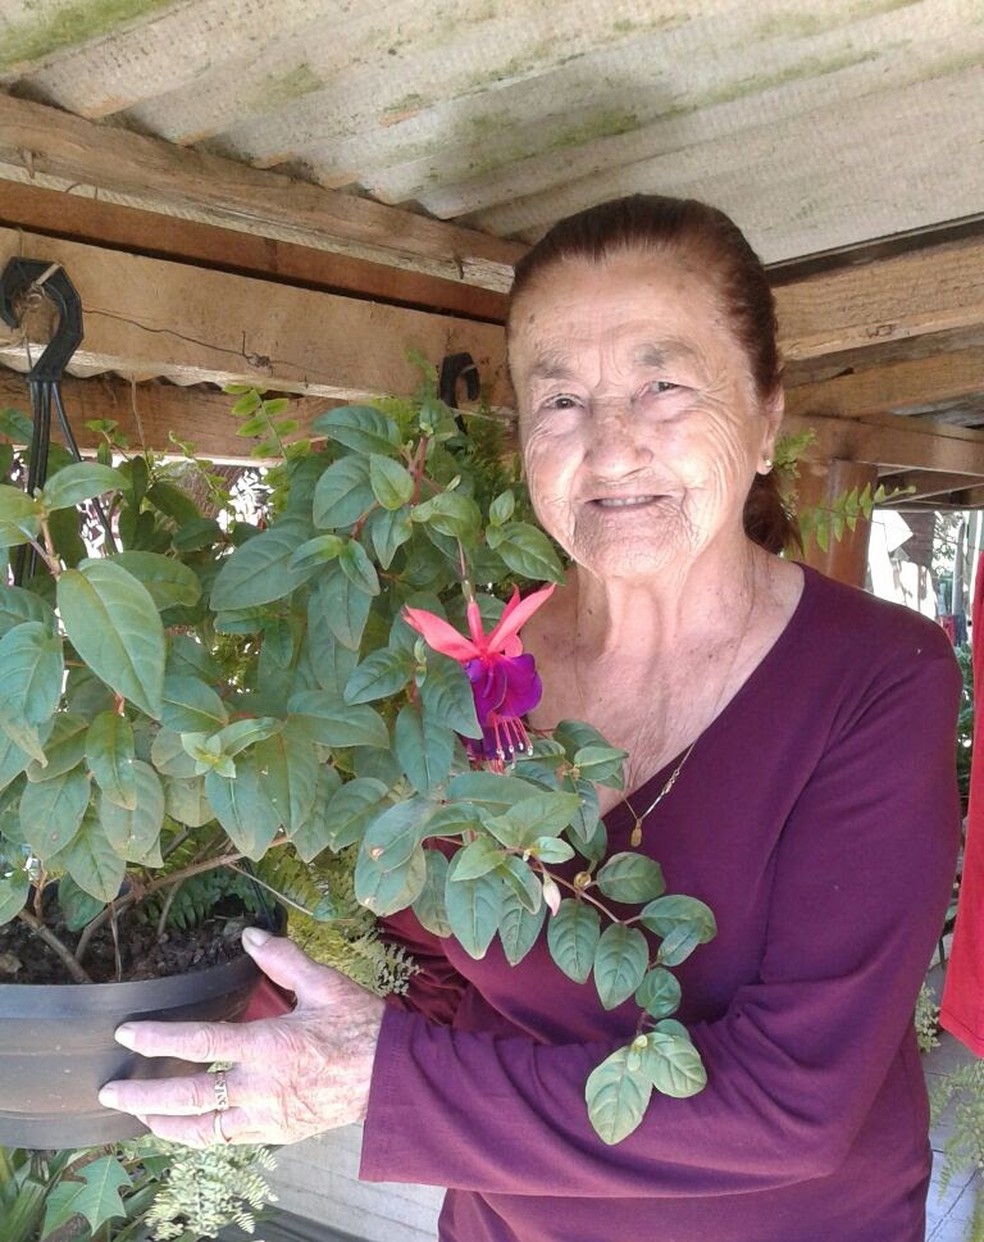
[593,495,661,508]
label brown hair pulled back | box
[508,194,796,554]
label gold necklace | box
[625,741,696,847]
[619,571,759,849]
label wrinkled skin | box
[98,930,383,1147]
[510,251,782,587]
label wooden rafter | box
[0,226,511,404]
[0,94,523,292]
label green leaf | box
[289,690,389,748]
[419,655,482,739]
[361,797,434,872]
[531,836,575,864]
[369,454,415,509]
[635,967,682,1020]
[640,894,717,950]
[321,777,389,851]
[547,898,600,984]
[595,852,666,903]
[57,560,165,718]
[593,923,649,1010]
[339,538,380,595]
[411,848,452,937]
[253,724,319,834]
[573,743,627,787]
[498,887,546,965]
[163,774,214,829]
[25,715,87,779]
[60,809,127,902]
[312,455,375,529]
[58,873,106,930]
[552,719,615,758]
[108,551,202,611]
[354,837,427,916]
[0,731,31,793]
[316,563,374,650]
[366,505,413,568]
[44,1153,131,1234]
[145,479,202,525]
[149,727,199,778]
[210,519,313,609]
[20,766,91,856]
[487,790,583,849]
[447,770,553,814]
[412,491,482,540]
[288,533,345,572]
[312,405,401,456]
[0,584,55,637]
[161,675,230,734]
[0,621,64,724]
[451,835,508,881]
[99,761,165,862]
[443,850,503,958]
[205,758,282,858]
[488,520,564,583]
[0,867,29,925]
[288,765,342,861]
[0,484,41,547]
[640,1029,707,1098]
[489,489,515,526]
[394,702,453,793]
[497,853,543,914]
[344,647,414,705]
[85,711,137,808]
[585,1045,652,1145]
[39,462,124,511]
[209,716,284,756]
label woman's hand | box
[97,927,385,1148]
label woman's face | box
[510,251,783,580]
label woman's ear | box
[757,388,785,474]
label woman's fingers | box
[99,1069,223,1117]
[241,926,344,1002]
[112,1016,258,1064]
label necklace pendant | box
[630,821,643,848]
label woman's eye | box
[543,394,581,410]
[647,380,679,395]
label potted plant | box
[0,376,715,1171]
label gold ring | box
[213,1069,230,1112]
[212,1109,232,1145]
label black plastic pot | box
[0,948,261,1148]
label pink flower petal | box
[486,584,555,654]
[401,605,479,661]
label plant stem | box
[16,909,93,984]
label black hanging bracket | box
[439,351,480,410]
[0,257,84,383]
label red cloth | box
[242,976,295,1021]
[941,551,984,1055]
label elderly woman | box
[100,196,961,1242]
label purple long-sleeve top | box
[360,567,962,1242]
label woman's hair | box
[508,194,797,554]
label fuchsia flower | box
[403,584,555,770]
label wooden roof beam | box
[0,226,511,405]
[0,94,523,293]
[782,410,984,477]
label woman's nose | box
[584,398,652,475]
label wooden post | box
[795,458,881,588]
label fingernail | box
[115,1023,137,1048]
[242,926,273,950]
[98,1086,118,1108]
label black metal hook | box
[439,352,480,410]
[0,257,84,383]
